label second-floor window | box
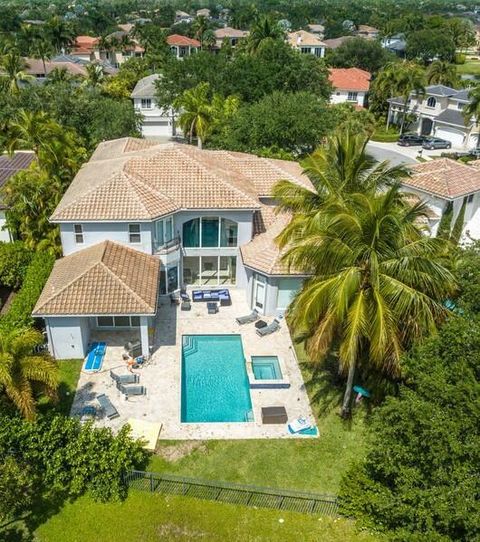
[74,224,83,244]
[128,223,141,243]
[314,47,323,57]
[347,91,358,102]
[183,217,238,248]
[426,97,436,108]
[141,98,152,109]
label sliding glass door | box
[183,256,236,286]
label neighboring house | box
[387,85,477,148]
[306,24,325,38]
[196,8,211,18]
[175,10,193,24]
[402,158,480,240]
[71,31,144,68]
[287,30,326,57]
[213,27,249,48]
[70,35,99,61]
[34,138,314,358]
[329,68,371,107]
[354,25,380,39]
[323,36,352,49]
[131,74,175,138]
[0,152,36,242]
[167,34,201,58]
[381,34,407,57]
[24,58,88,79]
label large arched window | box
[426,97,436,108]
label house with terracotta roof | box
[0,152,36,242]
[213,27,249,49]
[34,138,313,359]
[403,158,480,239]
[287,30,326,57]
[167,34,201,58]
[329,68,371,107]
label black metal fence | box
[124,470,339,516]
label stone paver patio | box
[71,288,315,439]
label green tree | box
[446,17,476,50]
[30,37,54,76]
[192,15,210,42]
[46,15,74,52]
[339,315,480,540]
[328,37,395,74]
[84,63,105,88]
[426,60,459,87]
[273,131,456,417]
[0,241,33,289]
[0,51,34,94]
[464,85,480,149]
[246,15,284,54]
[406,28,456,64]
[0,456,37,524]
[0,327,58,420]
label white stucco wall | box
[330,90,366,107]
[59,221,153,256]
[0,211,12,242]
[46,316,90,359]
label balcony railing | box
[153,235,181,254]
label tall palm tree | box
[174,82,214,149]
[273,132,456,418]
[46,66,73,84]
[464,85,480,149]
[200,29,217,50]
[246,15,284,54]
[192,15,209,42]
[0,328,58,420]
[84,63,104,88]
[46,15,74,52]
[4,110,59,158]
[0,52,34,94]
[426,60,458,87]
[30,37,54,77]
[376,61,425,134]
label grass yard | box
[38,358,83,415]
[34,492,379,542]
[456,60,480,76]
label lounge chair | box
[181,299,191,311]
[110,370,139,384]
[236,309,259,325]
[117,383,147,398]
[97,394,120,419]
[256,318,281,337]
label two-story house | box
[167,34,201,59]
[387,85,477,148]
[33,138,312,359]
[329,68,371,107]
[287,30,326,57]
[213,27,249,49]
[131,74,175,138]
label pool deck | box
[70,288,316,440]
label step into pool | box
[251,356,283,380]
[181,335,253,423]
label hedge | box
[0,241,33,290]
[370,131,399,143]
[0,251,55,333]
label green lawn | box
[456,60,480,76]
[38,358,83,416]
[34,492,379,542]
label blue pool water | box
[252,356,283,380]
[181,335,253,423]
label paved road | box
[366,142,418,167]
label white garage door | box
[142,121,172,137]
[435,127,465,147]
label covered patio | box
[70,288,315,440]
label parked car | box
[397,134,424,147]
[422,137,452,150]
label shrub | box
[0,251,55,332]
[0,241,33,289]
[455,53,466,65]
[0,414,148,502]
[370,131,399,142]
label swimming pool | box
[181,335,253,423]
[251,356,283,380]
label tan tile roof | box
[241,208,307,276]
[329,68,371,91]
[33,241,160,316]
[406,158,480,199]
[51,140,313,222]
[288,30,326,48]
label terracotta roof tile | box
[328,68,371,91]
[406,158,480,199]
[167,34,201,47]
[33,241,160,316]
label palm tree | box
[4,110,59,158]
[0,328,58,420]
[273,132,456,418]
[246,15,284,54]
[84,63,104,88]
[0,52,34,94]
[30,37,54,77]
[192,15,209,42]
[426,60,458,87]
[46,66,73,84]
[464,85,480,149]
[174,82,214,149]
[46,15,74,52]
[377,61,425,134]
[200,29,217,51]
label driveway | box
[367,141,463,166]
